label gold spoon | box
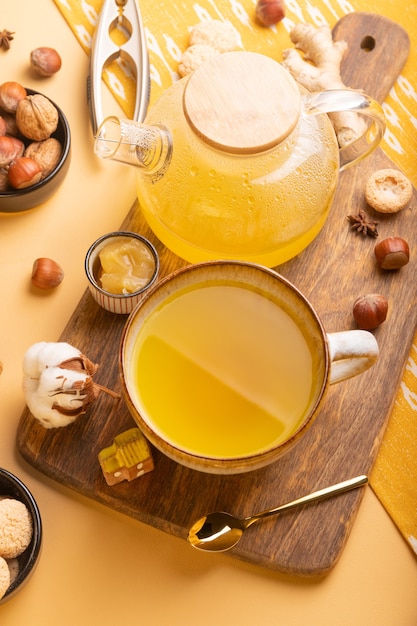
[188,475,368,552]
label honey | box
[98,237,155,294]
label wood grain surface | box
[16,13,414,576]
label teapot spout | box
[94,116,172,178]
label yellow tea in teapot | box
[135,55,340,268]
[131,283,322,458]
[96,53,385,268]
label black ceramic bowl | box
[0,468,42,604]
[0,88,71,213]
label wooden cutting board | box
[16,14,413,576]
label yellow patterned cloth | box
[52,0,417,555]
[373,353,417,553]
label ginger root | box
[282,23,367,147]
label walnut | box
[24,137,62,179]
[15,94,58,141]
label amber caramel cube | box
[98,428,154,486]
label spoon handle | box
[247,475,368,525]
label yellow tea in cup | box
[121,261,378,474]
[129,283,322,458]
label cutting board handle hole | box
[360,35,376,52]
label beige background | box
[0,1,416,624]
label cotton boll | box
[22,341,119,429]
[23,341,81,376]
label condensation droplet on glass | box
[190,165,199,177]
[242,172,252,190]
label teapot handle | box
[303,89,386,171]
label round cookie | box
[365,168,412,213]
[0,498,32,559]
[189,20,239,53]
[0,556,10,600]
[179,44,219,77]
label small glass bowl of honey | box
[85,231,159,314]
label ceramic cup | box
[120,261,379,474]
[85,231,159,314]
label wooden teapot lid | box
[183,51,301,154]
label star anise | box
[0,29,15,51]
[347,209,379,238]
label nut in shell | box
[0,111,18,137]
[0,168,8,191]
[0,81,27,114]
[31,257,64,290]
[256,0,286,26]
[374,236,410,270]
[16,94,59,141]
[0,135,24,167]
[8,157,42,189]
[353,294,388,330]
[24,138,62,180]
[30,47,62,77]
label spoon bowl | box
[188,475,368,552]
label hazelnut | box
[16,94,59,141]
[256,0,286,26]
[0,116,6,136]
[0,81,27,113]
[0,135,24,167]
[31,257,64,290]
[374,237,410,270]
[0,168,9,192]
[8,157,43,189]
[30,47,62,77]
[0,110,18,136]
[353,294,388,330]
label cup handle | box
[327,330,379,385]
[303,89,386,171]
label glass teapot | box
[94,51,385,267]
